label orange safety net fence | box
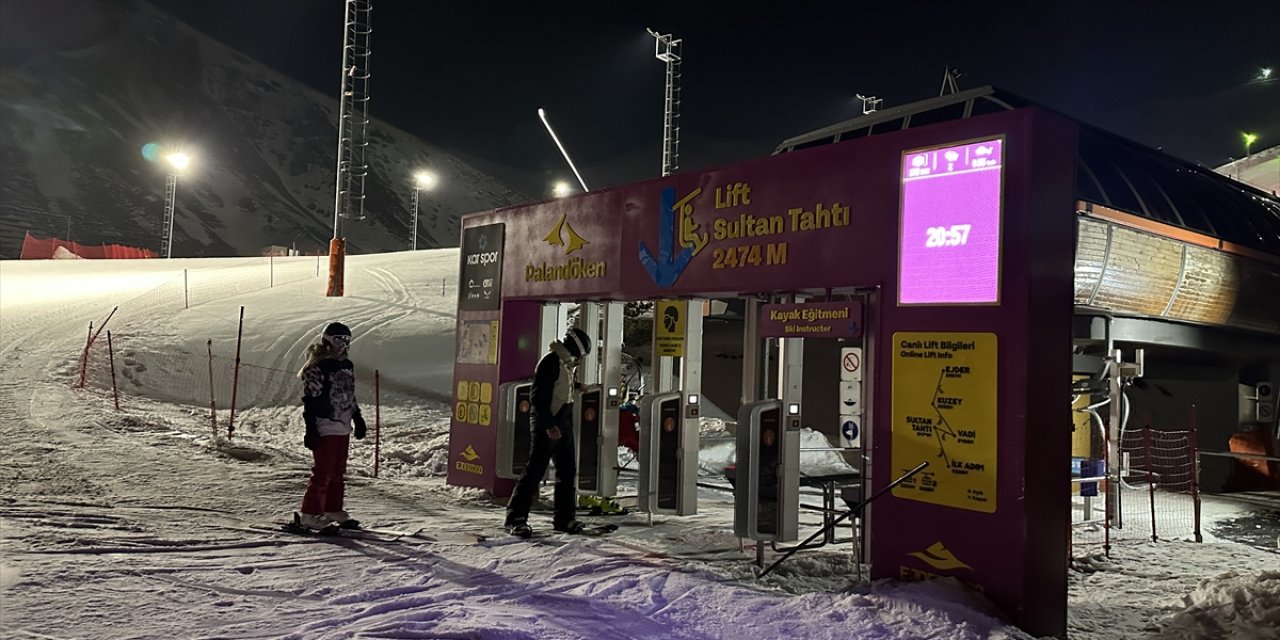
[20,231,157,260]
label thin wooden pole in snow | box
[107,331,120,411]
[1188,404,1202,543]
[77,321,93,389]
[208,339,218,443]
[374,369,381,478]
[228,306,244,439]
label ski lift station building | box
[447,87,1280,638]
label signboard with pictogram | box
[841,347,863,381]
[654,300,687,357]
[458,224,504,310]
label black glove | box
[304,411,319,450]
[353,410,367,440]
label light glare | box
[552,181,572,198]
[166,153,191,172]
[415,171,438,190]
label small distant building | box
[261,245,296,256]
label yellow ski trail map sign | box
[891,332,998,513]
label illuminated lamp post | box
[411,170,438,251]
[162,152,191,259]
[552,181,573,198]
[1243,132,1258,158]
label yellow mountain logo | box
[455,444,484,475]
[908,542,972,571]
[544,213,589,255]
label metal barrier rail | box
[1197,450,1280,463]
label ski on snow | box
[271,521,485,544]
[506,523,619,539]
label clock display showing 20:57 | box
[924,224,972,248]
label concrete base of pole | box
[326,238,346,297]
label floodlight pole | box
[162,173,178,258]
[410,185,420,251]
[648,29,682,177]
[648,28,684,396]
[537,108,589,192]
[328,0,373,296]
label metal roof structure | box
[774,86,1280,259]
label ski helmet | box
[324,322,352,337]
[323,322,352,346]
[564,327,591,357]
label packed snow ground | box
[1,250,1277,639]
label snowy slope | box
[1,251,1277,639]
[0,0,527,259]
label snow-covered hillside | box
[0,0,528,259]
[0,251,1277,639]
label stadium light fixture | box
[166,152,191,173]
[552,181,572,198]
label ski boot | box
[325,510,361,529]
[506,520,534,539]
[294,512,339,534]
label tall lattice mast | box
[649,30,682,177]
[326,0,371,296]
[162,173,177,258]
[332,0,373,236]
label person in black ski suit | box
[504,327,591,536]
[296,322,366,530]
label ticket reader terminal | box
[734,399,800,541]
[496,380,534,480]
[575,384,619,496]
[639,391,698,515]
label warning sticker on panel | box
[891,332,997,513]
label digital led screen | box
[898,138,1003,305]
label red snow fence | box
[20,232,156,259]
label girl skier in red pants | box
[295,322,366,531]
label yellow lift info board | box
[891,332,998,513]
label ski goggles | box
[324,334,352,347]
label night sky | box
[151,1,1278,199]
